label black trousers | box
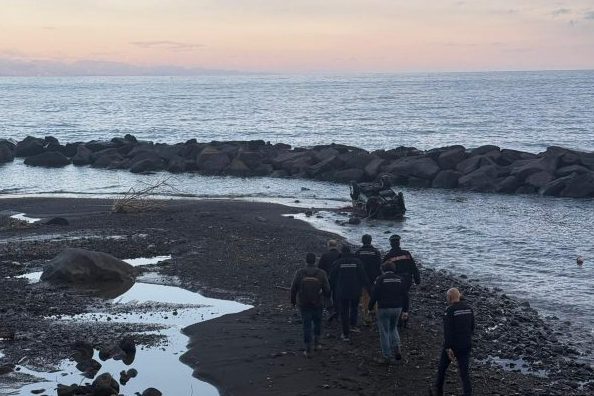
[339,297,360,337]
[435,348,471,396]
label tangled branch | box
[111,177,179,214]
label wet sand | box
[0,198,592,395]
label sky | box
[1,0,594,75]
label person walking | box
[368,261,409,364]
[330,245,369,341]
[430,288,475,396]
[383,234,420,327]
[318,239,341,321]
[355,234,382,324]
[290,252,331,357]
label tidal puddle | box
[5,263,250,395]
[479,356,548,378]
[9,213,41,223]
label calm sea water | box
[1,71,593,152]
[0,71,593,358]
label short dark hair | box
[305,252,316,265]
[362,234,372,245]
[341,245,351,255]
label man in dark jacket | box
[355,234,382,324]
[291,252,331,357]
[368,261,409,363]
[431,288,475,396]
[330,245,369,341]
[383,234,420,290]
[383,234,419,327]
[318,239,340,275]
[318,239,341,321]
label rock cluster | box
[2,135,594,197]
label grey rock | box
[24,151,71,167]
[41,248,136,284]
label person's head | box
[389,234,401,249]
[446,288,461,305]
[362,234,372,246]
[305,252,316,267]
[577,256,584,266]
[382,261,396,273]
[380,174,392,188]
[327,239,338,250]
[341,245,352,255]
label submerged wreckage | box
[350,176,406,219]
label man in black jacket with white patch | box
[431,287,475,396]
[367,261,409,363]
[355,234,382,324]
[330,245,369,341]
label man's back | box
[383,248,420,289]
[370,271,409,310]
[319,248,340,275]
[331,255,368,299]
[291,267,330,308]
[355,245,382,284]
[443,300,475,352]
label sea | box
[1,70,593,352]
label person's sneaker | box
[340,334,351,342]
[350,326,361,333]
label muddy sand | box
[0,198,592,395]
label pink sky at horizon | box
[1,0,594,74]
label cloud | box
[585,11,594,20]
[552,8,571,17]
[130,40,204,51]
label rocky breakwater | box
[3,135,594,198]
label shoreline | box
[0,197,592,395]
[2,136,594,200]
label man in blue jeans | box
[368,261,409,364]
[430,288,475,396]
[290,252,331,357]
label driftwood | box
[111,177,178,214]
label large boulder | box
[0,142,15,164]
[196,147,231,173]
[330,168,365,182]
[41,248,135,284]
[364,158,384,179]
[437,146,467,170]
[524,171,554,189]
[92,373,120,395]
[24,151,71,167]
[226,158,251,176]
[470,145,500,156]
[15,136,45,157]
[385,157,440,180]
[72,145,93,166]
[510,155,558,181]
[129,151,165,173]
[458,165,504,192]
[495,175,522,194]
[556,164,591,177]
[91,149,127,169]
[499,149,536,165]
[432,170,461,189]
[559,172,594,198]
[307,156,344,177]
